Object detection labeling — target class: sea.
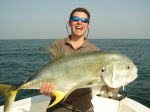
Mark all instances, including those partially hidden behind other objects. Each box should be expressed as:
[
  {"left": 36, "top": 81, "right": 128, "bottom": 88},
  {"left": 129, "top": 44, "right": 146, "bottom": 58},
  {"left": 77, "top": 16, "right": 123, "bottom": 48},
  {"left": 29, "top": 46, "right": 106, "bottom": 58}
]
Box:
[{"left": 0, "top": 39, "right": 150, "bottom": 108}]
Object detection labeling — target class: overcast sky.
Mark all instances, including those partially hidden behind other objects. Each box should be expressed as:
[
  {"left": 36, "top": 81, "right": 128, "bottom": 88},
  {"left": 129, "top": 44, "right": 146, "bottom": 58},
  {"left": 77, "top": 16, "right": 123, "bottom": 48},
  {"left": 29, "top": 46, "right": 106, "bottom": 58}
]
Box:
[{"left": 0, "top": 0, "right": 150, "bottom": 39}]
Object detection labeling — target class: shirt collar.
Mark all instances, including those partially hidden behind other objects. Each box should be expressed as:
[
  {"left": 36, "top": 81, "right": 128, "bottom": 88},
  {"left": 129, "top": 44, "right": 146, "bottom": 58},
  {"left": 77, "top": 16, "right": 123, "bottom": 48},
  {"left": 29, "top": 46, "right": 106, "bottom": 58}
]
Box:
[{"left": 65, "top": 36, "right": 88, "bottom": 48}]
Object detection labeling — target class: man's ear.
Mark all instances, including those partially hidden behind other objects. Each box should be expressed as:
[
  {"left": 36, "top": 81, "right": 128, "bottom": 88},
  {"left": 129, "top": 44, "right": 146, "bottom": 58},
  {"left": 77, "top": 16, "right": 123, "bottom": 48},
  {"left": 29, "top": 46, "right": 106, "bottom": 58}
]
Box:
[{"left": 87, "top": 24, "right": 90, "bottom": 29}]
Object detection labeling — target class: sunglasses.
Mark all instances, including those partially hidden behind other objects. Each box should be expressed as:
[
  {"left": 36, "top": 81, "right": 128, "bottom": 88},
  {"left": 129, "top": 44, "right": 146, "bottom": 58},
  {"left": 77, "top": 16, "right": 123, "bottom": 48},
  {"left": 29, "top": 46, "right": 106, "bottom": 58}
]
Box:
[{"left": 71, "top": 16, "right": 89, "bottom": 23}]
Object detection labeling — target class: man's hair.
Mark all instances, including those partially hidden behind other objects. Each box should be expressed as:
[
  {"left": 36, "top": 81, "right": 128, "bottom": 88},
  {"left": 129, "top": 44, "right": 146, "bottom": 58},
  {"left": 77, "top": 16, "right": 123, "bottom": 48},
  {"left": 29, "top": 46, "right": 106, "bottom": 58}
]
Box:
[{"left": 69, "top": 7, "right": 90, "bottom": 23}]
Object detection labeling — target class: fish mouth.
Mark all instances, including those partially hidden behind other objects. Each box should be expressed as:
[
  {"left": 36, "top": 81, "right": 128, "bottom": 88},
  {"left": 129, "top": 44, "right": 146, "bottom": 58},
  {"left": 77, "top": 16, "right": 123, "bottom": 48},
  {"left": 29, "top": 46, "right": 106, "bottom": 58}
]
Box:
[
  {"left": 106, "top": 74, "right": 137, "bottom": 89},
  {"left": 104, "top": 79, "right": 126, "bottom": 89}
]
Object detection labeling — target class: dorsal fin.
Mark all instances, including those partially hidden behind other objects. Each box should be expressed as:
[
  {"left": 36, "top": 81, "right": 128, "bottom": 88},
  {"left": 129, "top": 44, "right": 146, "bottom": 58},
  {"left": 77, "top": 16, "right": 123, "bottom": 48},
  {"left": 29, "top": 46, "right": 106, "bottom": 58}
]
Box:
[{"left": 39, "top": 46, "right": 65, "bottom": 62}]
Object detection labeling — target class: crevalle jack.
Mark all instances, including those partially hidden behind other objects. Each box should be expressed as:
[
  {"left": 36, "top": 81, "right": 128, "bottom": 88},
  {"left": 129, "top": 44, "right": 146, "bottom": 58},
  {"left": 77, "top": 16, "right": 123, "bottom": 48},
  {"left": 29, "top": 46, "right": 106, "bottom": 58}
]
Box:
[{"left": 0, "top": 48, "right": 138, "bottom": 112}]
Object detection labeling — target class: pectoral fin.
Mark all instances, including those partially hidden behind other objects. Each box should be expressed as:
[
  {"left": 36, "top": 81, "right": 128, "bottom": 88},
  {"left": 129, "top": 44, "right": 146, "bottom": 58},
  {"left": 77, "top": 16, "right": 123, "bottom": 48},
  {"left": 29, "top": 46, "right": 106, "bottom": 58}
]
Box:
[
  {"left": 47, "top": 90, "right": 66, "bottom": 108},
  {"left": 47, "top": 78, "right": 99, "bottom": 108}
]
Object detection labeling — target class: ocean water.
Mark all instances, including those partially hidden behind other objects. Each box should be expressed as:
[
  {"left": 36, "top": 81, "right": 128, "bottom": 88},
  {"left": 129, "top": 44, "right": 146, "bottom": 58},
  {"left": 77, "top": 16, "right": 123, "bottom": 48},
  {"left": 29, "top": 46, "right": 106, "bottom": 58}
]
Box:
[{"left": 0, "top": 39, "right": 150, "bottom": 108}]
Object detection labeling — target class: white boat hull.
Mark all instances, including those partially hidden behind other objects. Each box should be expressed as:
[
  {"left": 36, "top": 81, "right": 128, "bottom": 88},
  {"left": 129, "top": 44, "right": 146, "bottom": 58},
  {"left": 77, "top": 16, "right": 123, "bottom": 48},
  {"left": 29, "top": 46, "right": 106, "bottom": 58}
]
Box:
[{"left": 0, "top": 95, "right": 149, "bottom": 112}]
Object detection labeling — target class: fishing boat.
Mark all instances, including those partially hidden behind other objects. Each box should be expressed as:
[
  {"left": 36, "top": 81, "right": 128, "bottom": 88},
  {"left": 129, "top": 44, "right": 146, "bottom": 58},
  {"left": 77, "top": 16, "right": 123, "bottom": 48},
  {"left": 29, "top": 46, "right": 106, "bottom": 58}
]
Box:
[{"left": 0, "top": 95, "right": 149, "bottom": 112}]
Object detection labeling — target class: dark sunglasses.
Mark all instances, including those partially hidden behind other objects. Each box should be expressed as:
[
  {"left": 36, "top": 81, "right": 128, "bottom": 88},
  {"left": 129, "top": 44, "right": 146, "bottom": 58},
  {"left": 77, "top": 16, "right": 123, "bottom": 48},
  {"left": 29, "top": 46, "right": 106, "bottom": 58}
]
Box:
[{"left": 71, "top": 16, "right": 89, "bottom": 23}]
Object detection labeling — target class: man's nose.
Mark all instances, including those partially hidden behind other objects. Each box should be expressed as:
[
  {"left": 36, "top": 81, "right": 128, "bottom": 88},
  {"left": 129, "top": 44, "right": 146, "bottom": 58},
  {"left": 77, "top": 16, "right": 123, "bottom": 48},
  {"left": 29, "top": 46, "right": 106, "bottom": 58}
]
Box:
[{"left": 77, "top": 20, "right": 82, "bottom": 24}]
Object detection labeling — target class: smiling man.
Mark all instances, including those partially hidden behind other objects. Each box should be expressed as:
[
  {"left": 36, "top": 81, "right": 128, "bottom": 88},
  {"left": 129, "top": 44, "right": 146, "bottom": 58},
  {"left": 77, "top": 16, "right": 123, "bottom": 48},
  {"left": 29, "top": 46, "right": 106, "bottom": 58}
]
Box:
[{"left": 40, "top": 8, "right": 99, "bottom": 112}]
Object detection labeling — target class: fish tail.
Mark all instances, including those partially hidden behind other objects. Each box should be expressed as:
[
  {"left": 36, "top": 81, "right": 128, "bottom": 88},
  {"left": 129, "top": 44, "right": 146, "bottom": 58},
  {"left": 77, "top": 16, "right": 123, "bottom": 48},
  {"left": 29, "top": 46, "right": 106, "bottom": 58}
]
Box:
[
  {"left": 47, "top": 90, "right": 66, "bottom": 108},
  {"left": 0, "top": 84, "right": 18, "bottom": 112}
]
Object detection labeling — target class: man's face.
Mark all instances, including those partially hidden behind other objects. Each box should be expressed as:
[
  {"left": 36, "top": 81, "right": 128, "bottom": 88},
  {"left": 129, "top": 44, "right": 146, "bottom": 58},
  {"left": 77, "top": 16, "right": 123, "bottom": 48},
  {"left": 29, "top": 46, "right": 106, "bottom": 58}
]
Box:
[{"left": 69, "top": 11, "right": 89, "bottom": 38}]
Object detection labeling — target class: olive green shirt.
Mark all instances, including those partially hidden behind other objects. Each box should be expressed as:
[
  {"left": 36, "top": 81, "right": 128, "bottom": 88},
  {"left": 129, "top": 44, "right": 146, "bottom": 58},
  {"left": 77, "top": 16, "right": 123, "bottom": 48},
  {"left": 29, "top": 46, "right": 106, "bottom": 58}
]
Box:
[
  {"left": 50, "top": 37, "right": 99, "bottom": 111},
  {"left": 51, "top": 37, "right": 99, "bottom": 55}
]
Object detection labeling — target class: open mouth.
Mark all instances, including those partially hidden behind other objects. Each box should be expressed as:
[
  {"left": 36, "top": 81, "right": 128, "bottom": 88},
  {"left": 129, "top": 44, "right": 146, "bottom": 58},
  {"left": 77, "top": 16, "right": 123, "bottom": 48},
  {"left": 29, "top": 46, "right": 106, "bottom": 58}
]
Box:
[{"left": 75, "top": 26, "right": 83, "bottom": 31}]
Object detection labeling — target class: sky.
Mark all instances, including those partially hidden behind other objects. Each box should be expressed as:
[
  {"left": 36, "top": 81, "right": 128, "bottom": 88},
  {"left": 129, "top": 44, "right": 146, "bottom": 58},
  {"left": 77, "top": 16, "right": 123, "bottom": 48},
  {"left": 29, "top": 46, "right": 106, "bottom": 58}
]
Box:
[{"left": 0, "top": 0, "right": 150, "bottom": 39}]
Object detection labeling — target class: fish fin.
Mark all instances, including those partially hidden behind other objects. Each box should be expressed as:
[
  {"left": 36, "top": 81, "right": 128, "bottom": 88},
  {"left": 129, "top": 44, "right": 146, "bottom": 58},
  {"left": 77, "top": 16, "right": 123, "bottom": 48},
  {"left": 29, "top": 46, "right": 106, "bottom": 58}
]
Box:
[
  {"left": 0, "top": 84, "right": 18, "bottom": 112},
  {"left": 39, "top": 46, "right": 65, "bottom": 62},
  {"left": 63, "top": 78, "right": 99, "bottom": 102},
  {"left": 47, "top": 90, "right": 66, "bottom": 108}
]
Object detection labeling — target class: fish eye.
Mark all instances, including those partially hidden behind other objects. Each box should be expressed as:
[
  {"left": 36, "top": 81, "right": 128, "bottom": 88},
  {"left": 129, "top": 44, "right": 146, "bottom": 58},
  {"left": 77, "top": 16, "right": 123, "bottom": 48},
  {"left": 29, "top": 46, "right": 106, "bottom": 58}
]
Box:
[
  {"left": 126, "top": 65, "right": 130, "bottom": 70},
  {"left": 100, "top": 67, "right": 106, "bottom": 77},
  {"left": 101, "top": 68, "right": 105, "bottom": 73}
]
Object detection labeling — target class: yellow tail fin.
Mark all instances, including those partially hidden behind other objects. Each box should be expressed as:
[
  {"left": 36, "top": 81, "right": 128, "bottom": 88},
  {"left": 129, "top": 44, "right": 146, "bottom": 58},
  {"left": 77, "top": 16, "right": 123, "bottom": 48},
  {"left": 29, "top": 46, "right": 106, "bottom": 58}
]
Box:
[
  {"left": 47, "top": 90, "right": 66, "bottom": 108},
  {"left": 0, "top": 84, "right": 18, "bottom": 112}
]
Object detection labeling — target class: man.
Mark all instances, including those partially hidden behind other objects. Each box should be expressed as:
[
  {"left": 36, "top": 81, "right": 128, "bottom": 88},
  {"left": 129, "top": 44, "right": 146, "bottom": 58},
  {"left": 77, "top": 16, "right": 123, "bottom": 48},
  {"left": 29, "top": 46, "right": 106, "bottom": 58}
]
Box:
[
  {"left": 40, "top": 7, "right": 118, "bottom": 112},
  {"left": 40, "top": 7, "right": 98, "bottom": 112}
]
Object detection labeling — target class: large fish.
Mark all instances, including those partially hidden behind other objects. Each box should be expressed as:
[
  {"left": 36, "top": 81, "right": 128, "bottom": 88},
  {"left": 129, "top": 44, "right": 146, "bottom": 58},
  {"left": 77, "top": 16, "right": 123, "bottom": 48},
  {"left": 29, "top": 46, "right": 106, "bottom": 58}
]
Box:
[{"left": 0, "top": 48, "right": 137, "bottom": 112}]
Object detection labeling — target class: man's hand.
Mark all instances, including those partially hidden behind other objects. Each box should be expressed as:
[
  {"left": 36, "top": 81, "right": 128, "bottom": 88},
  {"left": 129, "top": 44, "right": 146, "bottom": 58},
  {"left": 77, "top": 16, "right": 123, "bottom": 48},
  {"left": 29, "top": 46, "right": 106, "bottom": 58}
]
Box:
[
  {"left": 107, "top": 86, "right": 119, "bottom": 94},
  {"left": 40, "top": 83, "right": 55, "bottom": 97}
]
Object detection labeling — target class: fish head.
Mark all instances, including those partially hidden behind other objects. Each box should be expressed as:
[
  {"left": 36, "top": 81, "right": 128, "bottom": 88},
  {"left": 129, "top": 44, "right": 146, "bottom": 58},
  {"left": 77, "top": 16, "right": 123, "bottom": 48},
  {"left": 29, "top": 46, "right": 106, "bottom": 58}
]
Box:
[{"left": 101, "top": 60, "right": 138, "bottom": 88}]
